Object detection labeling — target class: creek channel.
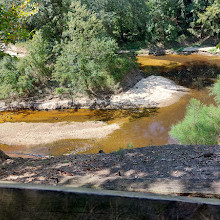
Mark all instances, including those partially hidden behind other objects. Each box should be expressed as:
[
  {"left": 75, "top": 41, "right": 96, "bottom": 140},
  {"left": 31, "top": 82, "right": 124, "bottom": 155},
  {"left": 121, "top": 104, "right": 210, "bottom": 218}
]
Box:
[{"left": 0, "top": 54, "right": 219, "bottom": 158}]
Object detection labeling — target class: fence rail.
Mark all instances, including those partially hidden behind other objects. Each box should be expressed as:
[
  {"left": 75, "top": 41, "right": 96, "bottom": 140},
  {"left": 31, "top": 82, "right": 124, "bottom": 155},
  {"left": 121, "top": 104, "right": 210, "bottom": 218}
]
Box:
[{"left": 0, "top": 182, "right": 220, "bottom": 220}]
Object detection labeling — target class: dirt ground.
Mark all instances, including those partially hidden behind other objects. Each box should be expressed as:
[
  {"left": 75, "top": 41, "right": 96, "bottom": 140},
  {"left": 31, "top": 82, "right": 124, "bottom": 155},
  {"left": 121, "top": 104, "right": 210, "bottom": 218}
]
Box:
[{"left": 0, "top": 144, "right": 219, "bottom": 198}]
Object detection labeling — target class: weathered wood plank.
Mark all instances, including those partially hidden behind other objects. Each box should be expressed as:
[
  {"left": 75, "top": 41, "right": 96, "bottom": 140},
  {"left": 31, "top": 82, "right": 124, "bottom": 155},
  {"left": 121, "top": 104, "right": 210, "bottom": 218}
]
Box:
[{"left": 0, "top": 182, "right": 220, "bottom": 220}]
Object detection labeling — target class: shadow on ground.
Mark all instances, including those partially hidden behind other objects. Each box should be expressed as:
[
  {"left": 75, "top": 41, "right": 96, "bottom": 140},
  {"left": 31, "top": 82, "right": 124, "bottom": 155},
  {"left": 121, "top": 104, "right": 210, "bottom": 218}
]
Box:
[{"left": 0, "top": 145, "right": 219, "bottom": 198}]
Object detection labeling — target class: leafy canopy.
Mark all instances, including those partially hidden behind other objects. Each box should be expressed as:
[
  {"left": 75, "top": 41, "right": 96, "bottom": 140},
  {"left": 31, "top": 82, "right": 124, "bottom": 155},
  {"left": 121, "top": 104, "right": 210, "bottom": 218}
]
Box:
[
  {"left": 0, "top": 0, "right": 38, "bottom": 44},
  {"left": 197, "top": 0, "right": 220, "bottom": 37},
  {"left": 54, "top": 1, "right": 130, "bottom": 95}
]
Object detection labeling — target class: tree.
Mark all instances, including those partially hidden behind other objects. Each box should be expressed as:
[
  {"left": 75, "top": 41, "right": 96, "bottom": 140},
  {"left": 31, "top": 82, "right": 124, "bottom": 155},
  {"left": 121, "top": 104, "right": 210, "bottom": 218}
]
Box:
[
  {"left": 170, "top": 77, "right": 220, "bottom": 145},
  {"left": 81, "top": 0, "right": 149, "bottom": 43},
  {"left": 18, "top": 30, "right": 52, "bottom": 82},
  {"left": 0, "top": 30, "right": 52, "bottom": 99},
  {"left": 54, "top": 1, "right": 131, "bottom": 95},
  {"left": 0, "top": 0, "right": 38, "bottom": 44},
  {"left": 197, "top": 0, "right": 220, "bottom": 38},
  {"left": 26, "top": 0, "right": 70, "bottom": 45},
  {"left": 146, "top": 0, "right": 180, "bottom": 44},
  {"left": 0, "top": 55, "right": 20, "bottom": 98}
]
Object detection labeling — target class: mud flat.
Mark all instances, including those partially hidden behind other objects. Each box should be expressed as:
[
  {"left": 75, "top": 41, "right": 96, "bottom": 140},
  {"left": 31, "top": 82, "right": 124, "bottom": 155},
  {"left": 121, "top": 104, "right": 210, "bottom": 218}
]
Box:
[{"left": 0, "top": 121, "right": 120, "bottom": 146}]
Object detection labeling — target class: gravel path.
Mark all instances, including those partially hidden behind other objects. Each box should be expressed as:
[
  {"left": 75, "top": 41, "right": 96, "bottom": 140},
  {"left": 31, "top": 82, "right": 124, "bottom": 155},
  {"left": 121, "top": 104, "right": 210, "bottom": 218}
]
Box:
[{"left": 1, "top": 145, "right": 219, "bottom": 198}]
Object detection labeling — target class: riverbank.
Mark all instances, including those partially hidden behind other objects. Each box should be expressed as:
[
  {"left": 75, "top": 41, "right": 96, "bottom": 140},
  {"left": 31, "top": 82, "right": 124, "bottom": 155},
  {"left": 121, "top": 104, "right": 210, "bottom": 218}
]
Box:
[
  {"left": 1, "top": 47, "right": 219, "bottom": 112},
  {"left": 3, "top": 43, "right": 220, "bottom": 58},
  {"left": 0, "top": 75, "right": 189, "bottom": 111},
  {"left": 122, "top": 45, "right": 220, "bottom": 57},
  {"left": 1, "top": 144, "right": 219, "bottom": 198}
]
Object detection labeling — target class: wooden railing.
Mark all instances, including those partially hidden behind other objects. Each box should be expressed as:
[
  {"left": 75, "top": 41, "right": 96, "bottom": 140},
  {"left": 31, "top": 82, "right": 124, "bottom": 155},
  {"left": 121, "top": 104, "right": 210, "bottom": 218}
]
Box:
[{"left": 0, "top": 182, "right": 220, "bottom": 220}]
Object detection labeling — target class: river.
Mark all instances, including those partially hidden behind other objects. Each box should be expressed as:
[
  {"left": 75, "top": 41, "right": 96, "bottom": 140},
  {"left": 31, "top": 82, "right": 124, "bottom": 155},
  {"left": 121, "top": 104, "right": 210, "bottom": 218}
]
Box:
[{"left": 0, "top": 54, "right": 219, "bottom": 157}]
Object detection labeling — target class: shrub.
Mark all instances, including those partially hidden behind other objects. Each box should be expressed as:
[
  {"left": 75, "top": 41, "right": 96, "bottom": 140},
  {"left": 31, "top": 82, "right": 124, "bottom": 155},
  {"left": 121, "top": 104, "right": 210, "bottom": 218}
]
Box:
[
  {"left": 169, "top": 96, "right": 220, "bottom": 145},
  {"left": 16, "top": 31, "right": 52, "bottom": 96},
  {"left": 0, "top": 54, "right": 38, "bottom": 98},
  {"left": 0, "top": 55, "right": 20, "bottom": 98},
  {"left": 20, "top": 31, "right": 52, "bottom": 82},
  {"left": 0, "top": 31, "right": 53, "bottom": 99},
  {"left": 211, "top": 76, "right": 220, "bottom": 104},
  {"left": 53, "top": 1, "right": 132, "bottom": 96}
]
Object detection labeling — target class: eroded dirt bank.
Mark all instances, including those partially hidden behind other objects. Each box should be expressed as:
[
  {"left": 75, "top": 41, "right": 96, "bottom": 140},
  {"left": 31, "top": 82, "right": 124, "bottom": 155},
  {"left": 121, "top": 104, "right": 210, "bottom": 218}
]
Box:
[{"left": 1, "top": 145, "right": 219, "bottom": 197}]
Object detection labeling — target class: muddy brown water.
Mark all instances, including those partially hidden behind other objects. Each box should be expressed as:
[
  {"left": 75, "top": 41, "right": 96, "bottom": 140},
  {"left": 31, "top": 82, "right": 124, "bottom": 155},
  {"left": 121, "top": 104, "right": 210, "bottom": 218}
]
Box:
[{"left": 0, "top": 55, "right": 219, "bottom": 158}]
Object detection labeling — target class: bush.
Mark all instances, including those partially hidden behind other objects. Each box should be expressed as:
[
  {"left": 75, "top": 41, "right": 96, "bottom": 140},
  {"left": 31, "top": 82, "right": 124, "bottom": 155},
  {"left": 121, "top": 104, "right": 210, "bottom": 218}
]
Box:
[
  {"left": 0, "top": 54, "right": 38, "bottom": 98},
  {"left": 169, "top": 82, "right": 220, "bottom": 145},
  {"left": 16, "top": 31, "right": 52, "bottom": 96},
  {"left": 20, "top": 31, "right": 52, "bottom": 81},
  {"left": 211, "top": 76, "right": 220, "bottom": 104},
  {"left": 53, "top": 1, "right": 132, "bottom": 96},
  {"left": 0, "top": 31, "right": 53, "bottom": 99},
  {"left": 0, "top": 55, "right": 20, "bottom": 98}
]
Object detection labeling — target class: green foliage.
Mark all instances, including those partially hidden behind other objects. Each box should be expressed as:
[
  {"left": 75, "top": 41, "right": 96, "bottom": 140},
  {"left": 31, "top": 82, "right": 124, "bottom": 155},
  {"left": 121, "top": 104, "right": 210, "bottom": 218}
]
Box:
[
  {"left": 145, "top": 0, "right": 179, "bottom": 44},
  {"left": 21, "top": 31, "right": 52, "bottom": 80},
  {"left": 0, "top": 55, "right": 19, "bottom": 98},
  {"left": 0, "top": 4, "right": 27, "bottom": 43},
  {"left": 113, "top": 143, "right": 134, "bottom": 155},
  {"left": 197, "top": 0, "right": 220, "bottom": 37},
  {"left": 170, "top": 95, "right": 220, "bottom": 145},
  {"left": 1, "top": 0, "right": 219, "bottom": 100},
  {"left": 0, "top": 31, "right": 53, "bottom": 98},
  {"left": 0, "top": 55, "right": 37, "bottom": 98},
  {"left": 170, "top": 64, "right": 220, "bottom": 147},
  {"left": 54, "top": 1, "right": 131, "bottom": 95},
  {"left": 0, "top": 0, "right": 38, "bottom": 44},
  {"left": 114, "top": 147, "right": 125, "bottom": 156},
  {"left": 211, "top": 76, "right": 220, "bottom": 104},
  {"left": 127, "top": 143, "right": 134, "bottom": 149},
  {"left": 14, "top": 31, "right": 52, "bottom": 95},
  {"left": 80, "top": 0, "right": 218, "bottom": 45},
  {"left": 4, "top": 0, "right": 217, "bottom": 48},
  {"left": 0, "top": 51, "right": 5, "bottom": 59},
  {"left": 2, "top": 0, "right": 218, "bottom": 47},
  {"left": 26, "top": 0, "right": 70, "bottom": 47},
  {"left": 81, "top": 0, "right": 148, "bottom": 43},
  {"left": 81, "top": 0, "right": 218, "bottom": 45}
]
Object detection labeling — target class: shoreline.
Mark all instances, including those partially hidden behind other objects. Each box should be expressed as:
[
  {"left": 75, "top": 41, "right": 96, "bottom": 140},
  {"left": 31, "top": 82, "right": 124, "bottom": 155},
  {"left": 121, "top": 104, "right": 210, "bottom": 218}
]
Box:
[
  {"left": 1, "top": 48, "right": 218, "bottom": 112},
  {"left": 3, "top": 43, "right": 220, "bottom": 58},
  {"left": 122, "top": 46, "right": 220, "bottom": 57},
  {"left": 0, "top": 75, "right": 189, "bottom": 112}
]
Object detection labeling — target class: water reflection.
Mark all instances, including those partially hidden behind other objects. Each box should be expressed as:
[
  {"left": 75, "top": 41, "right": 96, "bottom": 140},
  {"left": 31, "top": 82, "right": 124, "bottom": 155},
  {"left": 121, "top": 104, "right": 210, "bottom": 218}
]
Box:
[
  {"left": 0, "top": 88, "right": 214, "bottom": 157},
  {"left": 0, "top": 54, "right": 218, "bottom": 157},
  {"left": 85, "top": 88, "right": 215, "bottom": 154},
  {"left": 137, "top": 55, "right": 220, "bottom": 89}
]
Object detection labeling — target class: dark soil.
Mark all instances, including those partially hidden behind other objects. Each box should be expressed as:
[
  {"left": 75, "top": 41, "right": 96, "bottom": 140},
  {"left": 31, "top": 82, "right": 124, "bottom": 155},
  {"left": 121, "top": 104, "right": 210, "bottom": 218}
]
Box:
[
  {"left": 0, "top": 145, "right": 219, "bottom": 198},
  {"left": 0, "top": 149, "right": 10, "bottom": 162}
]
